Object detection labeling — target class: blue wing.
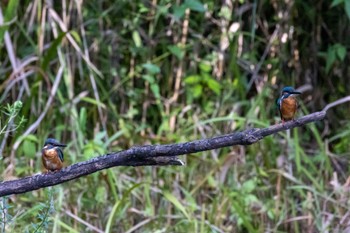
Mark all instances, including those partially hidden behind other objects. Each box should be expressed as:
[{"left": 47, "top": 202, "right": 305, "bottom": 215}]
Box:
[
  {"left": 56, "top": 147, "right": 64, "bottom": 162},
  {"left": 276, "top": 97, "right": 283, "bottom": 119}
]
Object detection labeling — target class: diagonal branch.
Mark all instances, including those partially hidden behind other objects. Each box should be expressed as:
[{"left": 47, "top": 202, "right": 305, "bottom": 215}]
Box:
[{"left": 0, "top": 111, "right": 326, "bottom": 197}]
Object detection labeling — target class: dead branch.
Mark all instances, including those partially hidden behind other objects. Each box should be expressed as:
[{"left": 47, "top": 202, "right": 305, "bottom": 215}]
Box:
[{"left": 0, "top": 111, "right": 326, "bottom": 197}]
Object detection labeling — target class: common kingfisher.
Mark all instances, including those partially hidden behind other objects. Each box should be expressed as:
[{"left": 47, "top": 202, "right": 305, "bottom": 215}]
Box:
[
  {"left": 42, "top": 138, "right": 67, "bottom": 173},
  {"left": 277, "top": 86, "right": 301, "bottom": 123}
]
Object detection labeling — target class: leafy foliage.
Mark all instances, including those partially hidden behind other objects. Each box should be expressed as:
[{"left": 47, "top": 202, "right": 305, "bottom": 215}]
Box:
[{"left": 0, "top": 0, "right": 350, "bottom": 232}]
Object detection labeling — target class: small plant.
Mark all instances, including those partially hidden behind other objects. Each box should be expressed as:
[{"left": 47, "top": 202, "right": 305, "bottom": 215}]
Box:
[
  {"left": 26, "top": 189, "right": 55, "bottom": 233},
  {"left": 0, "top": 100, "right": 25, "bottom": 136},
  {"left": 0, "top": 197, "right": 13, "bottom": 233},
  {"left": 0, "top": 100, "right": 26, "bottom": 159}
]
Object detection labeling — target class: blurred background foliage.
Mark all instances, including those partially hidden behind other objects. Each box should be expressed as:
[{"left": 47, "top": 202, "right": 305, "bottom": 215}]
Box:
[{"left": 0, "top": 0, "right": 350, "bottom": 232}]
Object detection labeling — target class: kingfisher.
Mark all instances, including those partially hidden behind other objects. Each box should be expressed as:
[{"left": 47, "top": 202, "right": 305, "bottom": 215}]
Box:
[
  {"left": 42, "top": 138, "right": 67, "bottom": 173},
  {"left": 277, "top": 86, "right": 301, "bottom": 123}
]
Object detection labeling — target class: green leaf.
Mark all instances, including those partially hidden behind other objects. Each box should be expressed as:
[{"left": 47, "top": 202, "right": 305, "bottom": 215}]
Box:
[
  {"left": 25, "top": 134, "right": 38, "bottom": 142},
  {"left": 132, "top": 30, "right": 142, "bottom": 47},
  {"left": 199, "top": 61, "right": 212, "bottom": 73},
  {"left": 184, "top": 75, "right": 201, "bottom": 84},
  {"left": 0, "top": 0, "right": 19, "bottom": 45},
  {"left": 167, "top": 45, "right": 185, "bottom": 59},
  {"left": 13, "top": 100, "right": 22, "bottom": 111},
  {"left": 192, "top": 84, "right": 203, "bottom": 98},
  {"left": 138, "top": 3, "right": 149, "bottom": 13},
  {"left": 79, "top": 107, "right": 87, "bottom": 133},
  {"left": 207, "top": 175, "right": 217, "bottom": 187},
  {"left": 331, "top": 0, "right": 344, "bottom": 7},
  {"left": 173, "top": 5, "right": 187, "bottom": 19},
  {"left": 218, "top": 5, "right": 232, "bottom": 20},
  {"left": 163, "top": 191, "right": 191, "bottom": 220},
  {"left": 345, "top": 0, "right": 350, "bottom": 20},
  {"left": 267, "top": 210, "right": 275, "bottom": 220},
  {"left": 206, "top": 78, "right": 221, "bottom": 95},
  {"left": 325, "top": 47, "right": 336, "bottom": 74},
  {"left": 142, "top": 63, "right": 160, "bottom": 74},
  {"left": 4, "top": 0, "right": 19, "bottom": 20},
  {"left": 242, "top": 179, "right": 257, "bottom": 193},
  {"left": 158, "top": 5, "right": 169, "bottom": 15},
  {"left": 83, "top": 146, "right": 94, "bottom": 159},
  {"left": 244, "top": 194, "right": 259, "bottom": 204},
  {"left": 42, "top": 32, "right": 67, "bottom": 70},
  {"left": 81, "top": 97, "right": 106, "bottom": 108},
  {"left": 150, "top": 83, "right": 161, "bottom": 99},
  {"left": 70, "top": 30, "right": 82, "bottom": 45},
  {"left": 184, "top": 0, "right": 206, "bottom": 12},
  {"left": 335, "top": 44, "right": 346, "bottom": 60},
  {"left": 142, "top": 74, "right": 155, "bottom": 84}
]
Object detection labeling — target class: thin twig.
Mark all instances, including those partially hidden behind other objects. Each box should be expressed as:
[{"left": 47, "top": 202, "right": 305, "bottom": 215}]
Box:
[
  {"left": 0, "top": 111, "right": 326, "bottom": 197},
  {"left": 322, "top": 96, "right": 350, "bottom": 112},
  {"left": 65, "top": 210, "right": 104, "bottom": 233}
]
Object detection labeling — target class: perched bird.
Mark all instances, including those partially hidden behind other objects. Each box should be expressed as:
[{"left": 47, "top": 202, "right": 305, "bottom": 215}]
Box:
[
  {"left": 42, "top": 138, "right": 67, "bottom": 173},
  {"left": 277, "top": 86, "right": 301, "bottom": 123}
]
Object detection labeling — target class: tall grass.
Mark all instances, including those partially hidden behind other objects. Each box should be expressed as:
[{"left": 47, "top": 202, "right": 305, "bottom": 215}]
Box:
[{"left": 1, "top": 0, "right": 350, "bottom": 232}]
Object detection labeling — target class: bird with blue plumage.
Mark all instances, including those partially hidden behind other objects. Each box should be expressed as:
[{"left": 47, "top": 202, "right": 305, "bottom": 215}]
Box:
[
  {"left": 41, "top": 138, "right": 67, "bottom": 173},
  {"left": 277, "top": 86, "right": 301, "bottom": 123}
]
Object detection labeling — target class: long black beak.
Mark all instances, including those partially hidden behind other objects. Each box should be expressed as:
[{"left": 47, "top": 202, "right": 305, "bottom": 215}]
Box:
[
  {"left": 291, "top": 91, "right": 301, "bottom": 95},
  {"left": 54, "top": 143, "right": 67, "bottom": 147}
]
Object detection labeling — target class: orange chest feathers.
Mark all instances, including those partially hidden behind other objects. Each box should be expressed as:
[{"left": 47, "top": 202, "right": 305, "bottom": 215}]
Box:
[
  {"left": 280, "top": 96, "right": 298, "bottom": 121},
  {"left": 42, "top": 148, "right": 63, "bottom": 172}
]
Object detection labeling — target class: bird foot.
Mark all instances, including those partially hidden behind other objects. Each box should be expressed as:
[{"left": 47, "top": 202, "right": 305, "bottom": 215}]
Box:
[{"left": 43, "top": 169, "right": 60, "bottom": 174}]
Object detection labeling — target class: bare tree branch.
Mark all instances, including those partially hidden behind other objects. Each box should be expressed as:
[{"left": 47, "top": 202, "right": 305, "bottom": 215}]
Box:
[
  {"left": 0, "top": 111, "right": 326, "bottom": 197},
  {"left": 322, "top": 96, "right": 350, "bottom": 112}
]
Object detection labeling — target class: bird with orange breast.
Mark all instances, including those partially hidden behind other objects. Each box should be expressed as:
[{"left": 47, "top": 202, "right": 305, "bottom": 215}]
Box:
[
  {"left": 42, "top": 138, "right": 67, "bottom": 173},
  {"left": 277, "top": 86, "right": 301, "bottom": 123}
]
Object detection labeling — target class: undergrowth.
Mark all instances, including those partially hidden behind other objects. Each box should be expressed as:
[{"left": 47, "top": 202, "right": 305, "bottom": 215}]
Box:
[{"left": 1, "top": 0, "right": 350, "bottom": 232}]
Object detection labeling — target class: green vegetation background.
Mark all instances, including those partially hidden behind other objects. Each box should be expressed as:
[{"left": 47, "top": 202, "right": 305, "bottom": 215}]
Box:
[{"left": 1, "top": 0, "right": 350, "bottom": 232}]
